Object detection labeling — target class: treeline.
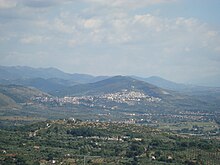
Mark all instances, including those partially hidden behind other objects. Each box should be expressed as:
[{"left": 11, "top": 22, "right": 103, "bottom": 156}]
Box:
[{"left": 67, "top": 127, "right": 107, "bottom": 137}]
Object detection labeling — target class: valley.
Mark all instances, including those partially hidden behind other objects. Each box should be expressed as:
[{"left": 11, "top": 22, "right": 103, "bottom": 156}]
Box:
[
  {"left": 1, "top": 0, "right": 220, "bottom": 163},
  {"left": 0, "top": 66, "right": 220, "bottom": 164},
  {"left": 1, "top": 119, "right": 220, "bottom": 165}
]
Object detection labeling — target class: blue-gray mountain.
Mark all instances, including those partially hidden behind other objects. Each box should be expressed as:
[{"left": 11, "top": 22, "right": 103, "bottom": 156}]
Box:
[
  {"left": 0, "top": 66, "right": 108, "bottom": 84},
  {"left": 0, "top": 65, "right": 219, "bottom": 111},
  {"left": 1, "top": 66, "right": 219, "bottom": 94},
  {"left": 0, "top": 70, "right": 219, "bottom": 122},
  {"left": 53, "top": 75, "right": 173, "bottom": 98}
]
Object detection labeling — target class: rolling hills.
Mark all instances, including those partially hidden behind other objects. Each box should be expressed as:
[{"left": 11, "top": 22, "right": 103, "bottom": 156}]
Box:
[
  {"left": 0, "top": 84, "right": 49, "bottom": 109},
  {"left": 1, "top": 65, "right": 219, "bottom": 95},
  {"left": 0, "top": 66, "right": 108, "bottom": 84},
  {"left": 0, "top": 65, "right": 219, "bottom": 125},
  {"left": 0, "top": 78, "right": 78, "bottom": 93}
]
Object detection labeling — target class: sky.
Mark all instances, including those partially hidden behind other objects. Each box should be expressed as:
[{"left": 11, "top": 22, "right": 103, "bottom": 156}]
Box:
[{"left": 0, "top": 0, "right": 220, "bottom": 86}]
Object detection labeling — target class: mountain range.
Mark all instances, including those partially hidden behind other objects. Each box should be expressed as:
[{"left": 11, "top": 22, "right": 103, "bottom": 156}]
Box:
[
  {"left": 0, "top": 65, "right": 219, "bottom": 123},
  {"left": 1, "top": 65, "right": 219, "bottom": 94},
  {"left": 0, "top": 66, "right": 108, "bottom": 84}
]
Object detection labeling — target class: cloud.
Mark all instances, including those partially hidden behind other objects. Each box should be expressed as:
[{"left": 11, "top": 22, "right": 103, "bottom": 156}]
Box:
[
  {"left": 0, "top": 0, "right": 72, "bottom": 9},
  {"left": 35, "top": 7, "right": 219, "bottom": 51},
  {"left": 68, "top": 39, "right": 78, "bottom": 47},
  {"left": 2, "top": 1, "right": 219, "bottom": 49},
  {"left": 0, "top": 0, "right": 16, "bottom": 9},
  {"left": 206, "top": 30, "right": 218, "bottom": 38},
  {"left": 83, "top": 18, "right": 102, "bottom": 29},
  {"left": 22, "top": 0, "right": 59, "bottom": 8},
  {"left": 84, "top": 0, "right": 176, "bottom": 9},
  {"left": 1, "top": 51, "right": 54, "bottom": 68},
  {"left": 0, "top": 0, "right": 59, "bottom": 9},
  {"left": 0, "top": 0, "right": 220, "bottom": 84},
  {"left": 133, "top": 14, "right": 164, "bottom": 32},
  {"left": 53, "top": 18, "right": 75, "bottom": 34},
  {"left": 20, "top": 35, "right": 50, "bottom": 44},
  {"left": 215, "top": 46, "right": 220, "bottom": 53}
]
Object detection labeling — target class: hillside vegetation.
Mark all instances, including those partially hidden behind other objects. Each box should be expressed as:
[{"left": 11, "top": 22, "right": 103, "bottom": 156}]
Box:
[
  {"left": 0, "top": 120, "right": 220, "bottom": 165},
  {"left": 0, "top": 85, "right": 49, "bottom": 103},
  {"left": 0, "top": 93, "right": 19, "bottom": 108}
]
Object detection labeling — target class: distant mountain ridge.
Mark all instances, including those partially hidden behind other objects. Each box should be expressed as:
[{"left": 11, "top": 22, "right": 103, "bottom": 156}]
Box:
[
  {"left": 0, "top": 68, "right": 219, "bottom": 121},
  {"left": 132, "top": 76, "right": 189, "bottom": 91},
  {"left": 0, "top": 66, "right": 108, "bottom": 84},
  {"left": 0, "top": 78, "right": 78, "bottom": 93},
  {"left": 0, "top": 65, "right": 219, "bottom": 95},
  {"left": 132, "top": 76, "right": 220, "bottom": 94}
]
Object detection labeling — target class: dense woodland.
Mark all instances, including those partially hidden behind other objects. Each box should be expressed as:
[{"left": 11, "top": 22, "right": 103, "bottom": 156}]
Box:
[{"left": 0, "top": 119, "right": 220, "bottom": 165}]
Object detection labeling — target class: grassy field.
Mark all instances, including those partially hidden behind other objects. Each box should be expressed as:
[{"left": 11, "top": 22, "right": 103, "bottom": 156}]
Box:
[
  {"left": 157, "top": 121, "right": 219, "bottom": 132},
  {"left": 0, "top": 116, "right": 46, "bottom": 121}
]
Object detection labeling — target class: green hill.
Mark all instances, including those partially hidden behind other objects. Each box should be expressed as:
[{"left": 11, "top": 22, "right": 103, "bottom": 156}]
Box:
[
  {"left": 0, "top": 93, "right": 19, "bottom": 108},
  {"left": 0, "top": 84, "right": 49, "bottom": 104},
  {"left": 0, "top": 84, "right": 43, "bottom": 108},
  {"left": 54, "top": 76, "right": 173, "bottom": 98}
]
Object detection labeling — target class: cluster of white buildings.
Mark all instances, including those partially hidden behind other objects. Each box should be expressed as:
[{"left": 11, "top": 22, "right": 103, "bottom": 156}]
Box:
[
  {"left": 100, "top": 90, "right": 161, "bottom": 104},
  {"left": 32, "top": 90, "right": 161, "bottom": 107}
]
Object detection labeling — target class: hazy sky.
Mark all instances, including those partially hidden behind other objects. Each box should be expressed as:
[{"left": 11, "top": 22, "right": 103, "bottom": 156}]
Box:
[{"left": 0, "top": 0, "right": 220, "bottom": 86}]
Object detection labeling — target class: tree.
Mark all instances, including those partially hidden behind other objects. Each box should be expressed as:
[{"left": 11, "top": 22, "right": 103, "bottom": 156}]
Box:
[{"left": 15, "top": 156, "right": 27, "bottom": 165}]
